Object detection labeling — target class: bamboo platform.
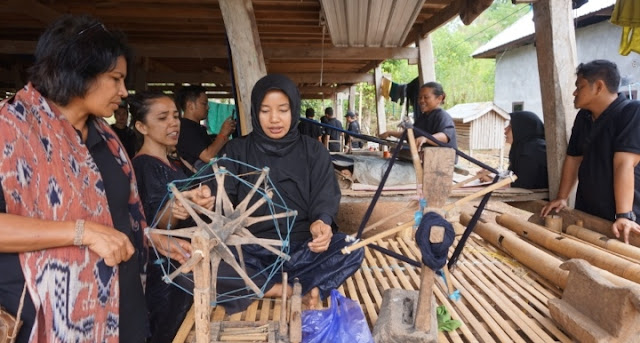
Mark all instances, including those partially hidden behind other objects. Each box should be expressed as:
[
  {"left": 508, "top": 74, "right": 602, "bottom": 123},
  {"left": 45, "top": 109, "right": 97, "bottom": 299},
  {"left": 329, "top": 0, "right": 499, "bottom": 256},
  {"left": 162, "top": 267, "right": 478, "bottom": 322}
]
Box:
[{"left": 177, "top": 232, "right": 571, "bottom": 343}]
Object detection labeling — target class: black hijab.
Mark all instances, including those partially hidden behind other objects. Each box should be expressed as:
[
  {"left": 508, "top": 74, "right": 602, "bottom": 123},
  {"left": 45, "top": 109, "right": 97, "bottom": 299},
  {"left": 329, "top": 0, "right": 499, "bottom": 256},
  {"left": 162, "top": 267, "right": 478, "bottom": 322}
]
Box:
[
  {"left": 221, "top": 74, "right": 341, "bottom": 241},
  {"left": 250, "top": 74, "right": 301, "bottom": 156},
  {"left": 508, "top": 111, "right": 548, "bottom": 189}
]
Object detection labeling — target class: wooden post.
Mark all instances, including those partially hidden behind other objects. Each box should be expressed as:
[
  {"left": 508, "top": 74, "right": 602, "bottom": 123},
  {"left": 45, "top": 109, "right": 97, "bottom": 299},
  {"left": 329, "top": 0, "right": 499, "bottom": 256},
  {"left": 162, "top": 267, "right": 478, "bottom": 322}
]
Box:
[
  {"left": 417, "top": 34, "right": 436, "bottom": 85},
  {"left": 279, "top": 272, "right": 288, "bottom": 338},
  {"left": 289, "top": 280, "right": 302, "bottom": 343},
  {"left": 374, "top": 65, "right": 386, "bottom": 136},
  {"left": 192, "top": 231, "right": 211, "bottom": 343},
  {"left": 348, "top": 85, "right": 356, "bottom": 112},
  {"left": 533, "top": 0, "right": 578, "bottom": 201},
  {"left": 414, "top": 225, "right": 445, "bottom": 332},
  {"left": 219, "top": 0, "right": 267, "bottom": 136},
  {"left": 422, "top": 147, "right": 456, "bottom": 208}
]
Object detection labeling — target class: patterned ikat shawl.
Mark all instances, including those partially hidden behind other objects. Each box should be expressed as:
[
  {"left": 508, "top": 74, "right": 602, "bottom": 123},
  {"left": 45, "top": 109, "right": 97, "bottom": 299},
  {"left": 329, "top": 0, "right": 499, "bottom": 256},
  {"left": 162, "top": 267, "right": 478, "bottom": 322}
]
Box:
[{"left": 0, "top": 83, "right": 147, "bottom": 342}]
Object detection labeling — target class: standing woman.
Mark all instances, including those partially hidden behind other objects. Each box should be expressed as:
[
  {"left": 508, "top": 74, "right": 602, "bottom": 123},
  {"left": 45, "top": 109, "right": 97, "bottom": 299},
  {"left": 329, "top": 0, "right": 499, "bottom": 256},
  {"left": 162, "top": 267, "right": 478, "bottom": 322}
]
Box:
[
  {"left": 0, "top": 15, "right": 182, "bottom": 343},
  {"left": 380, "top": 82, "right": 458, "bottom": 151},
  {"left": 129, "top": 91, "right": 214, "bottom": 343},
  {"left": 218, "top": 74, "right": 364, "bottom": 313}
]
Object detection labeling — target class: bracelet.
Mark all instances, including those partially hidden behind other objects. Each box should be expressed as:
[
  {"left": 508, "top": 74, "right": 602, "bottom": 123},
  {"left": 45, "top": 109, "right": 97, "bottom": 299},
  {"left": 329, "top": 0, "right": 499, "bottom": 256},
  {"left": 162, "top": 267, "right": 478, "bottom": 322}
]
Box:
[{"left": 74, "top": 219, "right": 85, "bottom": 246}]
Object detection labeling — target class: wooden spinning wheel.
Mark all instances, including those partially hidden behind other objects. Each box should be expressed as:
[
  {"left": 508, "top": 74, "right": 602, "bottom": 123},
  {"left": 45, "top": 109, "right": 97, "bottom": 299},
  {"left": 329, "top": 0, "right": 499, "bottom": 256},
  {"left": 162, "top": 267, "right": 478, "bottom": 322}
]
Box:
[{"left": 147, "top": 164, "right": 298, "bottom": 343}]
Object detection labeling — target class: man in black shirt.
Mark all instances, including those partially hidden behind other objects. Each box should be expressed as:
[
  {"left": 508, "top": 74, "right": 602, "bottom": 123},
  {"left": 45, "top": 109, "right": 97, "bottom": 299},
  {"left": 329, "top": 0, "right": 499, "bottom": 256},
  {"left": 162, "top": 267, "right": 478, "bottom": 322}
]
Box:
[
  {"left": 175, "top": 85, "right": 236, "bottom": 166},
  {"left": 322, "top": 107, "right": 343, "bottom": 152},
  {"left": 298, "top": 107, "right": 322, "bottom": 141},
  {"left": 344, "top": 111, "right": 362, "bottom": 152},
  {"left": 542, "top": 60, "right": 640, "bottom": 244}
]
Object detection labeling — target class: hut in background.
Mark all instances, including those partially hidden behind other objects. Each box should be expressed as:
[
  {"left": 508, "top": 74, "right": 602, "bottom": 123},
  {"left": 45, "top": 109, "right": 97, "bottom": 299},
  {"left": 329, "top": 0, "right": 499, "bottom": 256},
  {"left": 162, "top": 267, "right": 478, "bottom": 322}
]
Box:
[{"left": 448, "top": 102, "right": 509, "bottom": 169}]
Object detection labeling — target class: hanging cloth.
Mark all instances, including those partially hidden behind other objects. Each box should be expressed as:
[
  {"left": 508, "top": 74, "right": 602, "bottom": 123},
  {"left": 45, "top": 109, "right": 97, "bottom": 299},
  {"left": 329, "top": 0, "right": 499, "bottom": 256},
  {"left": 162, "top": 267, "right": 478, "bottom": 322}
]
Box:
[
  {"left": 381, "top": 76, "right": 392, "bottom": 100},
  {"left": 611, "top": 0, "right": 640, "bottom": 56}
]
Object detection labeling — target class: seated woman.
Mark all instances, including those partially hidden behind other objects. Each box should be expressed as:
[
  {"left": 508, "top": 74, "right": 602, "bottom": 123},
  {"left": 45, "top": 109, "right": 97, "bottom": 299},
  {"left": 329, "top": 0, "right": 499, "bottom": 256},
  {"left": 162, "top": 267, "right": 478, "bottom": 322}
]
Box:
[
  {"left": 217, "top": 74, "right": 364, "bottom": 313},
  {"left": 380, "top": 81, "right": 458, "bottom": 151},
  {"left": 129, "top": 91, "right": 214, "bottom": 343},
  {"left": 478, "top": 111, "right": 548, "bottom": 189}
]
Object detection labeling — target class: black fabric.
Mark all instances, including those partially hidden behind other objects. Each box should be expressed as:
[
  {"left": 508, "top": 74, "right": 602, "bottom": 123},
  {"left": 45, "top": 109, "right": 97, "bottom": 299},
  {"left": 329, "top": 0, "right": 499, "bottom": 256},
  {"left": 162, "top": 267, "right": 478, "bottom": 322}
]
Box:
[
  {"left": 345, "top": 120, "right": 362, "bottom": 148},
  {"left": 0, "top": 118, "right": 148, "bottom": 343},
  {"left": 415, "top": 212, "right": 455, "bottom": 270},
  {"left": 111, "top": 124, "right": 137, "bottom": 158},
  {"left": 325, "top": 118, "right": 343, "bottom": 152},
  {"left": 218, "top": 74, "right": 363, "bottom": 313},
  {"left": 217, "top": 233, "right": 364, "bottom": 314},
  {"left": 567, "top": 95, "right": 640, "bottom": 222},
  {"left": 508, "top": 111, "right": 549, "bottom": 189},
  {"left": 299, "top": 118, "right": 323, "bottom": 140},
  {"left": 406, "top": 77, "right": 420, "bottom": 117},
  {"left": 176, "top": 117, "right": 213, "bottom": 165},
  {"left": 132, "top": 154, "right": 194, "bottom": 343}
]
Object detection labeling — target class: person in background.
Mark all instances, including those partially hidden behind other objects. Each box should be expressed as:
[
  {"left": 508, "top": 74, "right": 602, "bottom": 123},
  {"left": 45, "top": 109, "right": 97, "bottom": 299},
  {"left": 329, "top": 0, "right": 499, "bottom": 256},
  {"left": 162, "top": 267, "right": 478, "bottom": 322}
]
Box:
[
  {"left": 175, "top": 85, "right": 236, "bottom": 167},
  {"left": 344, "top": 111, "right": 362, "bottom": 152},
  {"left": 0, "top": 15, "right": 183, "bottom": 343},
  {"left": 111, "top": 102, "right": 137, "bottom": 158},
  {"left": 298, "top": 107, "right": 322, "bottom": 141},
  {"left": 478, "top": 111, "right": 548, "bottom": 189},
  {"left": 380, "top": 82, "right": 457, "bottom": 153},
  {"left": 323, "top": 107, "right": 343, "bottom": 152},
  {"left": 541, "top": 59, "right": 640, "bottom": 244},
  {"left": 129, "top": 91, "right": 214, "bottom": 343},
  {"left": 217, "top": 74, "right": 364, "bottom": 313}
]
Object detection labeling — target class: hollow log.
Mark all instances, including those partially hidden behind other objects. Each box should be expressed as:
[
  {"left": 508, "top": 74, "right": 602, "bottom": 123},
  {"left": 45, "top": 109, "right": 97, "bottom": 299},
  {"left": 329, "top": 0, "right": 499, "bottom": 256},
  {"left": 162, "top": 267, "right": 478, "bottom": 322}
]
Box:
[
  {"left": 459, "top": 213, "right": 568, "bottom": 289},
  {"left": 512, "top": 200, "right": 640, "bottom": 247},
  {"left": 497, "top": 214, "right": 640, "bottom": 285},
  {"left": 566, "top": 225, "right": 640, "bottom": 262}
]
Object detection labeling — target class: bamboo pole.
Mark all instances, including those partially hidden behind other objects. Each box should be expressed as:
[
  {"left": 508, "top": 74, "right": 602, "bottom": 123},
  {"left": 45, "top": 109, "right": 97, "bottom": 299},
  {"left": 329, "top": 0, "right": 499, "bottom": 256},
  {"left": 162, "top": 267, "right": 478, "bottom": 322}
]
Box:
[
  {"left": 566, "top": 224, "right": 640, "bottom": 262},
  {"left": 289, "top": 280, "right": 302, "bottom": 343},
  {"left": 459, "top": 212, "right": 568, "bottom": 289},
  {"left": 497, "top": 214, "right": 640, "bottom": 284},
  {"left": 443, "top": 175, "right": 516, "bottom": 212},
  {"left": 192, "top": 231, "right": 211, "bottom": 343},
  {"left": 341, "top": 221, "right": 414, "bottom": 254}
]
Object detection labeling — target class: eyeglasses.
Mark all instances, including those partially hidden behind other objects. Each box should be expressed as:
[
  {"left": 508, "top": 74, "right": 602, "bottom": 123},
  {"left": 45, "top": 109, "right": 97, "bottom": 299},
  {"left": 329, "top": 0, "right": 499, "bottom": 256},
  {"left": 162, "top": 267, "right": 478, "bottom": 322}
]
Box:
[{"left": 77, "top": 22, "right": 107, "bottom": 36}]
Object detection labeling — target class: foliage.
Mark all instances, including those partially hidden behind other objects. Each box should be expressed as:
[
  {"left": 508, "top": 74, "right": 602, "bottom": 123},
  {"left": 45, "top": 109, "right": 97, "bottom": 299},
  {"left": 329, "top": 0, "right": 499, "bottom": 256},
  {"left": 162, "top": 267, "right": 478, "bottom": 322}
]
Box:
[{"left": 350, "top": 0, "right": 530, "bottom": 132}]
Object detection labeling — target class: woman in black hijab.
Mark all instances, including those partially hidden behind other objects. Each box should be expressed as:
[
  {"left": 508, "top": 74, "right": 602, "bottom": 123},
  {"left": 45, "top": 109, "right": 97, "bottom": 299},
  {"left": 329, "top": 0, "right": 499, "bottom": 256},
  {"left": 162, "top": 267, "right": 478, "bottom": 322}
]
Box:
[
  {"left": 506, "top": 111, "right": 548, "bottom": 189},
  {"left": 217, "top": 74, "right": 364, "bottom": 312}
]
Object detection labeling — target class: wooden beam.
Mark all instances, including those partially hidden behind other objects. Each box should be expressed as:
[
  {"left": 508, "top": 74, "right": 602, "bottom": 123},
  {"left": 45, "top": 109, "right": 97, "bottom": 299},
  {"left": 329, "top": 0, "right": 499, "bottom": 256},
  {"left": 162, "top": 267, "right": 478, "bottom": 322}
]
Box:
[
  {"left": 417, "top": 33, "right": 436, "bottom": 85},
  {"left": 374, "top": 65, "right": 386, "bottom": 135},
  {"left": 219, "top": 0, "right": 267, "bottom": 135},
  {"left": 6, "top": 0, "right": 61, "bottom": 24},
  {"left": 348, "top": 85, "right": 356, "bottom": 112},
  {"left": 145, "top": 71, "right": 373, "bottom": 85},
  {"left": 0, "top": 40, "right": 417, "bottom": 61},
  {"left": 533, "top": 0, "right": 578, "bottom": 201}
]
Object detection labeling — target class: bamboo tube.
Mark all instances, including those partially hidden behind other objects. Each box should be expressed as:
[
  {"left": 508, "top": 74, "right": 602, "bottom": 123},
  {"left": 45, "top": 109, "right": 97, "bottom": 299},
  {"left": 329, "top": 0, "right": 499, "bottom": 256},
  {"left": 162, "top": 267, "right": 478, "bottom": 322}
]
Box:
[
  {"left": 515, "top": 200, "right": 640, "bottom": 247},
  {"left": 566, "top": 224, "right": 640, "bottom": 262},
  {"left": 497, "top": 214, "right": 640, "bottom": 284},
  {"left": 544, "top": 215, "right": 563, "bottom": 233},
  {"left": 279, "top": 272, "right": 288, "bottom": 338},
  {"left": 459, "top": 213, "right": 568, "bottom": 289}
]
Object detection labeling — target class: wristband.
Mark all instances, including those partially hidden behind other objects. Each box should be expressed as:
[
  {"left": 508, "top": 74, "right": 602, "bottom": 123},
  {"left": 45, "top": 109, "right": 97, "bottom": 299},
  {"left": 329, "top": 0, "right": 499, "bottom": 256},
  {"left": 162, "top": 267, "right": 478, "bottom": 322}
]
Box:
[{"left": 74, "top": 219, "right": 85, "bottom": 246}]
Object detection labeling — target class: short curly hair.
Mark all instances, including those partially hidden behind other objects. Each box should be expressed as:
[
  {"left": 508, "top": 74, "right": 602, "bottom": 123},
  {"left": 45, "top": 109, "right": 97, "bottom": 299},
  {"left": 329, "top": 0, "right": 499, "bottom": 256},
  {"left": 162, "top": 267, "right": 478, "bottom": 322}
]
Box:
[{"left": 28, "top": 15, "right": 132, "bottom": 106}]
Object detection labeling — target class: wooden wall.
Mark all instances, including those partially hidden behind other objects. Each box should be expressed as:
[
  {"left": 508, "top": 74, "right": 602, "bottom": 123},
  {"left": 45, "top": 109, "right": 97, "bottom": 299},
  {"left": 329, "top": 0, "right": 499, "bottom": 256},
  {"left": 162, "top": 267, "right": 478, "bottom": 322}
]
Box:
[{"left": 455, "top": 110, "right": 506, "bottom": 151}]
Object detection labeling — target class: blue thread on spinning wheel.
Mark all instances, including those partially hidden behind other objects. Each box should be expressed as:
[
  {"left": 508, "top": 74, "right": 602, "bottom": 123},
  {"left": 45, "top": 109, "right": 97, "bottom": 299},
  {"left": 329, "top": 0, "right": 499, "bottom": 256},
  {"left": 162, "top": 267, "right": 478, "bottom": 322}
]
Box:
[{"left": 144, "top": 156, "right": 296, "bottom": 305}]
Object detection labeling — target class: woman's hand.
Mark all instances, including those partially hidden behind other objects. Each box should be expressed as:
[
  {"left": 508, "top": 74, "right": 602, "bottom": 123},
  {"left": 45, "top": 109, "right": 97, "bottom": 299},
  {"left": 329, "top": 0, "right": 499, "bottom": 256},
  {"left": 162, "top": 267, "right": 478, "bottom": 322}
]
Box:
[
  {"left": 171, "top": 185, "right": 215, "bottom": 220},
  {"left": 149, "top": 233, "right": 192, "bottom": 265},
  {"left": 83, "top": 221, "right": 135, "bottom": 267},
  {"left": 476, "top": 169, "right": 493, "bottom": 183},
  {"left": 308, "top": 220, "right": 332, "bottom": 253},
  {"left": 379, "top": 131, "right": 391, "bottom": 140}
]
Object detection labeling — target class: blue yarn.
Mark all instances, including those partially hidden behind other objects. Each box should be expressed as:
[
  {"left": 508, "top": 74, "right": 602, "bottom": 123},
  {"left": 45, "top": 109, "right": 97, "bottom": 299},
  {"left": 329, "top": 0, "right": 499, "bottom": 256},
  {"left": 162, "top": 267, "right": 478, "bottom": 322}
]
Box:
[{"left": 415, "top": 212, "right": 455, "bottom": 270}]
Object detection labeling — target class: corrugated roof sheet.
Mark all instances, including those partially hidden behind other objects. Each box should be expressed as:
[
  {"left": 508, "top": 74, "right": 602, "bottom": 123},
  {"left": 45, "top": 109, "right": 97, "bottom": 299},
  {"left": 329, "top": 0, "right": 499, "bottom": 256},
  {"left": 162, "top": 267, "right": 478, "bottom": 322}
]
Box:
[
  {"left": 472, "top": 0, "right": 616, "bottom": 58},
  {"left": 448, "top": 102, "right": 509, "bottom": 123}
]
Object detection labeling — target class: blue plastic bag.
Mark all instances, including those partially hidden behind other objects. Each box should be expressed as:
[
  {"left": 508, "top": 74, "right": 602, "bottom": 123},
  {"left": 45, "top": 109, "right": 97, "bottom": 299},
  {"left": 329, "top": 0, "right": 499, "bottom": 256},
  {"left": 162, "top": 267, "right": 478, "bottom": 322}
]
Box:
[{"left": 301, "top": 289, "right": 374, "bottom": 343}]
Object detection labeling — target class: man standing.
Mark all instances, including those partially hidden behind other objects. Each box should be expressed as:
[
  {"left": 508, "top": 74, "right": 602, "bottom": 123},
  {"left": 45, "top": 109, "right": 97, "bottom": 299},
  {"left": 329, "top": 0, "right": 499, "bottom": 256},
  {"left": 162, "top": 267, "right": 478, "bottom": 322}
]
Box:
[
  {"left": 299, "top": 107, "right": 322, "bottom": 141},
  {"left": 322, "top": 107, "right": 343, "bottom": 152},
  {"left": 541, "top": 60, "right": 640, "bottom": 244},
  {"left": 344, "top": 111, "right": 362, "bottom": 152},
  {"left": 111, "top": 103, "right": 137, "bottom": 158},
  {"left": 175, "top": 85, "right": 236, "bottom": 166}
]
